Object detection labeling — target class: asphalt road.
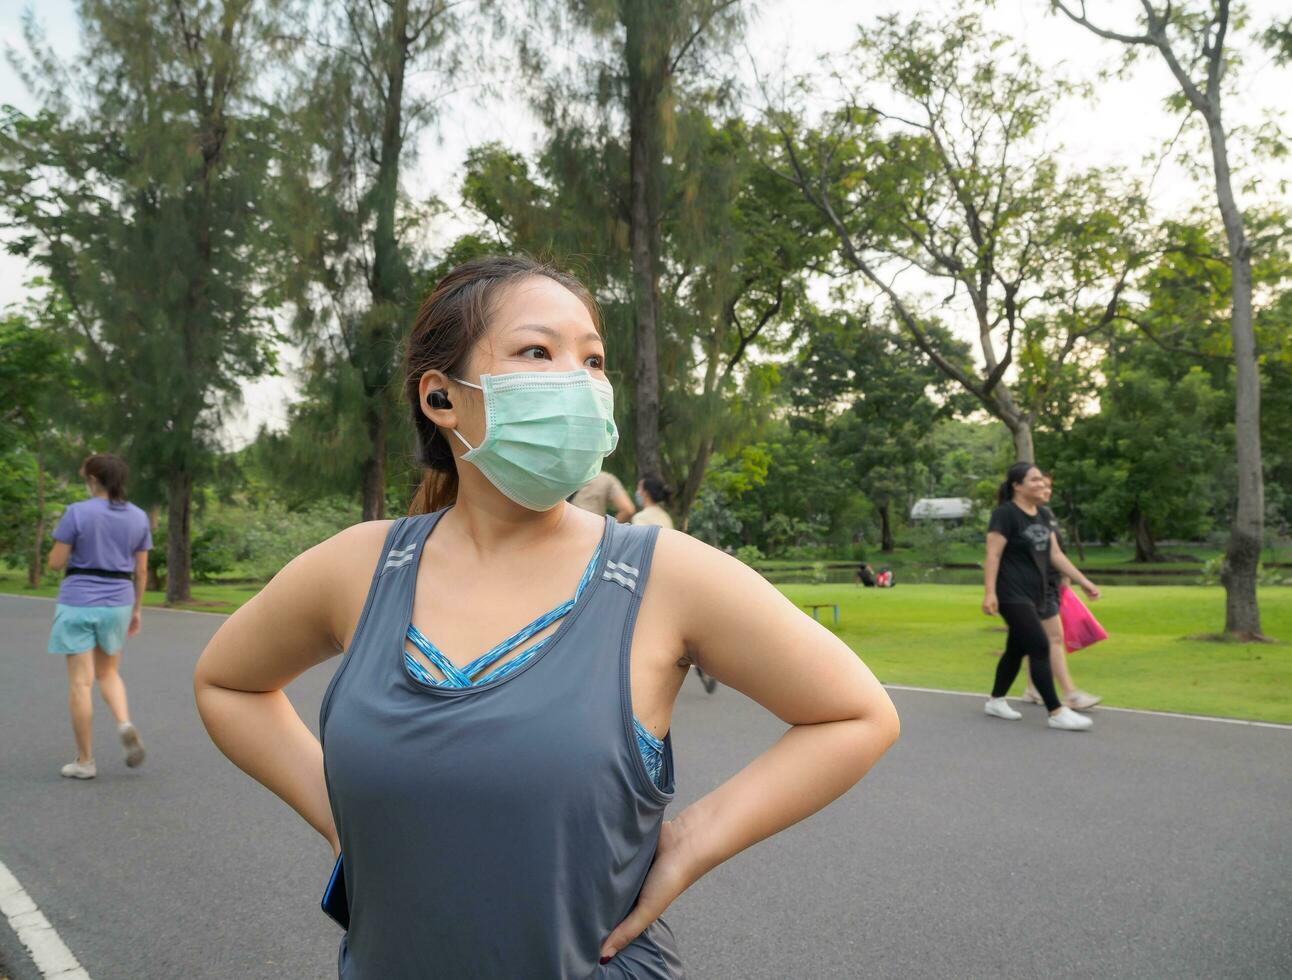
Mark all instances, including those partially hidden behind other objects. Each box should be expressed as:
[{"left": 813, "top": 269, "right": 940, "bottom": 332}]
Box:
[{"left": 1, "top": 594, "right": 1289, "bottom": 980}]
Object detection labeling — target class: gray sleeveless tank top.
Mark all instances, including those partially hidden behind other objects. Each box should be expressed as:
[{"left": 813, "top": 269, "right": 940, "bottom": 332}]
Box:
[{"left": 319, "top": 511, "right": 686, "bottom": 979}]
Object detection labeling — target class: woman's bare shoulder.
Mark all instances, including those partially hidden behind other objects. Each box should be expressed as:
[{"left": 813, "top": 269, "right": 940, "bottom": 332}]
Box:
[{"left": 271, "top": 520, "right": 395, "bottom": 649}]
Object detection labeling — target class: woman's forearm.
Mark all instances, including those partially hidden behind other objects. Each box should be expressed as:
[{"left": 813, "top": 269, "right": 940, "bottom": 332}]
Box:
[
  {"left": 1051, "top": 548, "right": 1090, "bottom": 587},
  {"left": 195, "top": 685, "right": 338, "bottom": 852},
  {"left": 673, "top": 714, "right": 898, "bottom": 880},
  {"left": 983, "top": 551, "right": 1000, "bottom": 596}
]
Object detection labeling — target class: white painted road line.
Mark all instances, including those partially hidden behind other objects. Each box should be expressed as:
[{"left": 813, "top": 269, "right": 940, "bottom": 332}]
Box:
[
  {"left": 0, "top": 858, "right": 91, "bottom": 980},
  {"left": 883, "top": 683, "right": 1292, "bottom": 731}
]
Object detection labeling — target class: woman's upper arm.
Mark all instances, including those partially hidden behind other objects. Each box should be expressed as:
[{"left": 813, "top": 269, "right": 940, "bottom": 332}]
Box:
[
  {"left": 194, "top": 521, "right": 391, "bottom": 694},
  {"left": 985, "top": 531, "right": 1006, "bottom": 557},
  {"left": 652, "top": 531, "right": 894, "bottom": 728}
]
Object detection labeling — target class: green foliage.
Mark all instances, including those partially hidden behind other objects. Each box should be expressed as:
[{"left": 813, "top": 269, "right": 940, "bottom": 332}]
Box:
[
  {"left": 766, "top": 9, "right": 1147, "bottom": 457},
  {"left": 188, "top": 496, "right": 361, "bottom": 584},
  {"left": 1, "top": 4, "right": 287, "bottom": 511}
]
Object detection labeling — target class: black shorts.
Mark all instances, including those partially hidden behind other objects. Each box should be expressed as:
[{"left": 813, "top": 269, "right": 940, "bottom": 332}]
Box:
[{"left": 1041, "top": 587, "right": 1060, "bottom": 620}]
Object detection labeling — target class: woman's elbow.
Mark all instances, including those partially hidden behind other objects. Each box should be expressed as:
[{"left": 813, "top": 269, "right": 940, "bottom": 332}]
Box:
[{"left": 858, "top": 686, "right": 900, "bottom": 751}]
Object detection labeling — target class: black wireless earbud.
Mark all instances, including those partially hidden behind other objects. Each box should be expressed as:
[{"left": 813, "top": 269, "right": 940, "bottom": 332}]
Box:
[{"left": 426, "top": 389, "right": 453, "bottom": 410}]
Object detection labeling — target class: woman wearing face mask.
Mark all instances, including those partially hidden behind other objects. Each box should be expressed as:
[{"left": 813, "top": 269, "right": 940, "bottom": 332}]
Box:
[
  {"left": 194, "top": 256, "right": 899, "bottom": 979},
  {"left": 982, "top": 462, "right": 1099, "bottom": 732},
  {"left": 631, "top": 475, "right": 674, "bottom": 530},
  {"left": 46, "top": 454, "right": 151, "bottom": 778}
]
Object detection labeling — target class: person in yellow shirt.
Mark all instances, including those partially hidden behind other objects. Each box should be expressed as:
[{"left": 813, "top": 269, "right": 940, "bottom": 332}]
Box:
[
  {"left": 569, "top": 470, "right": 636, "bottom": 522},
  {"left": 631, "top": 475, "right": 674, "bottom": 530}
]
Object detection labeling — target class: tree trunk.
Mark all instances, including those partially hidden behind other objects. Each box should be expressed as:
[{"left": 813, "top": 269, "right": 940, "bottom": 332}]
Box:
[
  {"left": 878, "top": 502, "right": 894, "bottom": 553},
  {"left": 361, "top": 403, "right": 387, "bottom": 521},
  {"left": 625, "top": 5, "right": 664, "bottom": 481},
  {"left": 1206, "top": 115, "right": 1264, "bottom": 638},
  {"left": 27, "top": 445, "right": 45, "bottom": 587},
  {"left": 166, "top": 469, "right": 194, "bottom": 604},
  {"left": 677, "top": 434, "right": 715, "bottom": 531},
  {"left": 1065, "top": 490, "right": 1086, "bottom": 562},
  {"left": 146, "top": 506, "right": 162, "bottom": 592},
  {"left": 1007, "top": 417, "right": 1035, "bottom": 463},
  {"left": 358, "top": 0, "right": 410, "bottom": 516},
  {"left": 1131, "top": 504, "right": 1162, "bottom": 564}
]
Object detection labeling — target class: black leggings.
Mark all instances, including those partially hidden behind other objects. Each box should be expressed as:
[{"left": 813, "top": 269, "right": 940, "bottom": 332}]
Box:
[{"left": 992, "top": 602, "right": 1061, "bottom": 711}]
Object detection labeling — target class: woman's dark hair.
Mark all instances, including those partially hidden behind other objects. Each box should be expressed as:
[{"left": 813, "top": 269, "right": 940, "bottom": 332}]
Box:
[
  {"left": 640, "top": 474, "right": 671, "bottom": 507},
  {"left": 80, "top": 454, "right": 128, "bottom": 505},
  {"left": 996, "top": 461, "right": 1038, "bottom": 505},
  {"left": 404, "top": 255, "right": 603, "bottom": 515}
]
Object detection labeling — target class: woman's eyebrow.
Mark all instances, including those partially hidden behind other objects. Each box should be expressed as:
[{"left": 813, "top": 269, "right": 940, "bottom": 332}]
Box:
[{"left": 512, "top": 322, "right": 602, "bottom": 344}]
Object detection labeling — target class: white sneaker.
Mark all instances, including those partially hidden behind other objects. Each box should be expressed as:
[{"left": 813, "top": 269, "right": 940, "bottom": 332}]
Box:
[
  {"left": 61, "top": 759, "right": 97, "bottom": 779},
  {"left": 1064, "top": 690, "right": 1102, "bottom": 711},
  {"left": 985, "top": 698, "right": 1022, "bottom": 720},
  {"left": 119, "top": 722, "right": 145, "bottom": 768},
  {"left": 1048, "top": 707, "right": 1094, "bottom": 731},
  {"left": 1022, "top": 686, "right": 1044, "bottom": 705}
]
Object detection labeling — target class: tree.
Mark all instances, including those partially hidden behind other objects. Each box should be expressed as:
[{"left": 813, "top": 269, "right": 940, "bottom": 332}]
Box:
[
  {"left": 785, "top": 312, "right": 968, "bottom": 551},
  {"left": 765, "top": 11, "right": 1143, "bottom": 461},
  {"left": 1046, "top": 351, "right": 1229, "bottom": 562},
  {"left": 454, "top": 112, "right": 817, "bottom": 524},
  {"left": 277, "top": 0, "right": 461, "bottom": 519},
  {"left": 1051, "top": 0, "right": 1276, "bottom": 637},
  {"left": 1, "top": 1, "right": 287, "bottom": 603},
  {"left": 552, "top": 0, "right": 744, "bottom": 480},
  {"left": 0, "top": 310, "right": 78, "bottom": 585}
]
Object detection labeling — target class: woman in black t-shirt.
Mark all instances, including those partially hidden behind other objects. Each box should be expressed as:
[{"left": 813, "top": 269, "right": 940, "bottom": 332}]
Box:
[
  {"left": 982, "top": 463, "right": 1100, "bottom": 732},
  {"left": 1016, "top": 475, "right": 1101, "bottom": 711}
]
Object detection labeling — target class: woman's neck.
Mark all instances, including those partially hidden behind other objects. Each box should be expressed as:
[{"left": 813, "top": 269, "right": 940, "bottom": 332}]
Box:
[
  {"left": 1012, "top": 497, "right": 1039, "bottom": 515},
  {"left": 439, "top": 486, "right": 574, "bottom": 559}
]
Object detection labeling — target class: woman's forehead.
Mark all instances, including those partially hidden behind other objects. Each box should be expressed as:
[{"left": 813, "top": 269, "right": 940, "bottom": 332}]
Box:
[{"left": 492, "top": 277, "right": 597, "bottom": 336}]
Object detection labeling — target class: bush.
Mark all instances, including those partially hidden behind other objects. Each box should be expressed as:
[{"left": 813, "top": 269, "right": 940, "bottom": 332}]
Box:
[{"left": 734, "top": 544, "right": 764, "bottom": 566}]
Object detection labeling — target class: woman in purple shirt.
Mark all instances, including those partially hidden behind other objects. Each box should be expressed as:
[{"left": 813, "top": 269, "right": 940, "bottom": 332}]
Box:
[{"left": 47, "top": 454, "right": 151, "bottom": 779}]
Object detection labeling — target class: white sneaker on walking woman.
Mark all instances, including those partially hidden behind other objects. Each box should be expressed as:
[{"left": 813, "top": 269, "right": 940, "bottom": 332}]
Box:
[
  {"left": 119, "top": 722, "right": 146, "bottom": 768},
  {"left": 1064, "top": 690, "right": 1102, "bottom": 711},
  {"left": 1048, "top": 706, "right": 1093, "bottom": 731},
  {"left": 60, "top": 759, "right": 96, "bottom": 779},
  {"left": 984, "top": 697, "right": 1022, "bottom": 720}
]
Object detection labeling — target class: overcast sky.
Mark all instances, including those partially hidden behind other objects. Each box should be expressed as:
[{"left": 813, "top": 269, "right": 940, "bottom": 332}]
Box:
[{"left": 2, "top": 0, "right": 1288, "bottom": 447}]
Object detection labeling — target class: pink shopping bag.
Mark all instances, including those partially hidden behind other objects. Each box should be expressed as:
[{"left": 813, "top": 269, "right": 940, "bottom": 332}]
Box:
[{"left": 1059, "top": 585, "right": 1108, "bottom": 653}]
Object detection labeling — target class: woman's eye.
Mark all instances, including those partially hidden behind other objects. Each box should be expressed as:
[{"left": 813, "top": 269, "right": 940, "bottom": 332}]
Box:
[
  {"left": 585, "top": 355, "right": 605, "bottom": 369},
  {"left": 520, "top": 346, "right": 550, "bottom": 360}
]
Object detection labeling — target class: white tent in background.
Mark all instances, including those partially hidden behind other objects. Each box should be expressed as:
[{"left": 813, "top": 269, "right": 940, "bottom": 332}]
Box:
[{"left": 910, "top": 497, "right": 973, "bottom": 521}]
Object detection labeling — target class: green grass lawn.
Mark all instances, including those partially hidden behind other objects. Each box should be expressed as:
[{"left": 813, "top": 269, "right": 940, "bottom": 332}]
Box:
[
  {"left": 5, "top": 568, "right": 1288, "bottom": 723},
  {"left": 783, "top": 583, "right": 1292, "bottom": 724}
]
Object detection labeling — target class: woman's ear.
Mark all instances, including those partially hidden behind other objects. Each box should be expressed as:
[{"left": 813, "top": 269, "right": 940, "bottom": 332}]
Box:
[{"left": 419, "top": 370, "right": 457, "bottom": 428}]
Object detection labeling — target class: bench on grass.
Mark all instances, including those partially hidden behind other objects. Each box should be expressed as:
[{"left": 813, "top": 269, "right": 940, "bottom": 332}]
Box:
[{"left": 802, "top": 603, "right": 840, "bottom": 626}]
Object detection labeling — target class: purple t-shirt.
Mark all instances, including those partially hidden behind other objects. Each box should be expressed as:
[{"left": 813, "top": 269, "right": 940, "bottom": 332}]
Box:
[{"left": 53, "top": 497, "right": 153, "bottom": 607}]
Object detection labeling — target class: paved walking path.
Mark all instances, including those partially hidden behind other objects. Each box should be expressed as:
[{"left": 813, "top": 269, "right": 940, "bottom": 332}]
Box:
[{"left": 1, "top": 594, "right": 1288, "bottom": 979}]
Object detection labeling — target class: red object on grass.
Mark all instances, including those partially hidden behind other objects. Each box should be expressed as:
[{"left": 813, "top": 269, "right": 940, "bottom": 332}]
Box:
[{"left": 1059, "top": 585, "right": 1108, "bottom": 653}]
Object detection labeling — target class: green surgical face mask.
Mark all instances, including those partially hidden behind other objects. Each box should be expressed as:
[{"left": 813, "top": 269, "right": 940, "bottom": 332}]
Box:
[{"left": 449, "top": 369, "right": 619, "bottom": 511}]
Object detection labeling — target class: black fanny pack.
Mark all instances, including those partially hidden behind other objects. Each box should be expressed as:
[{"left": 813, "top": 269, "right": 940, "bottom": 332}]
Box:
[{"left": 64, "top": 567, "right": 135, "bottom": 581}]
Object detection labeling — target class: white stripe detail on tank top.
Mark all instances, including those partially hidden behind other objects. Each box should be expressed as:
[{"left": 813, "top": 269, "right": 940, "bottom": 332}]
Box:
[
  {"left": 383, "top": 544, "right": 418, "bottom": 572},
  {"left": 602, "top": 569, "right": 637, "bottom": 591}
]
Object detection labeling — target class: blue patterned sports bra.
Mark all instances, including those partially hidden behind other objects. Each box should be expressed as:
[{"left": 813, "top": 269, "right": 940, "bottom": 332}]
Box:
[{"left": 401, "top": 544, "right": 665, "bottom": 787}]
